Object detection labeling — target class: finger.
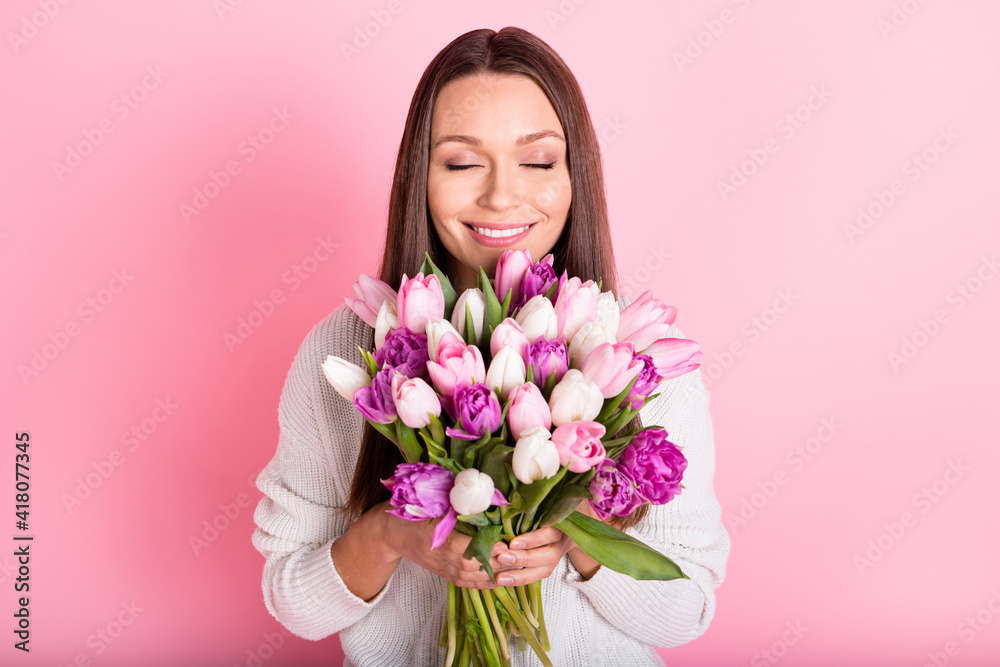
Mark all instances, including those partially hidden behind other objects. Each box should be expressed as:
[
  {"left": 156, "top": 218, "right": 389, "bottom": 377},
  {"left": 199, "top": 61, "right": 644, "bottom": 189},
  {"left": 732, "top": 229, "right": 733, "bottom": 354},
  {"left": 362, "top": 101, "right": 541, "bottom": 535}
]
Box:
[
  {"left": 508, "top": 526, "right": 564, "bottom": 550},
  {"left": 495, "top": 563, "right": 557, "bottom": 587},
  {"left": 496, "top": 541, "right": 564, "bottom": 571}
]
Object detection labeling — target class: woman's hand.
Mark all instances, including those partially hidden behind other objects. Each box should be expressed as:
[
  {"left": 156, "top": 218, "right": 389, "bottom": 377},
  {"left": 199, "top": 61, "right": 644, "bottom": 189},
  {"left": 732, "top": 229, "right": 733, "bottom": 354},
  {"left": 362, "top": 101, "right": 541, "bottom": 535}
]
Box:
[{"left": 377, "top": 501, "right": 514, "bottom": 590}]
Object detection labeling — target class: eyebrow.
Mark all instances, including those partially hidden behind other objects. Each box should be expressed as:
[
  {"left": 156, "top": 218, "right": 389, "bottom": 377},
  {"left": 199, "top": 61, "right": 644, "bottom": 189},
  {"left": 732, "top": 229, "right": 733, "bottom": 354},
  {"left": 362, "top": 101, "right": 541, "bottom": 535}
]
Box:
[{"left": 432, "top": 130, "right": 565, "bottom": 149}]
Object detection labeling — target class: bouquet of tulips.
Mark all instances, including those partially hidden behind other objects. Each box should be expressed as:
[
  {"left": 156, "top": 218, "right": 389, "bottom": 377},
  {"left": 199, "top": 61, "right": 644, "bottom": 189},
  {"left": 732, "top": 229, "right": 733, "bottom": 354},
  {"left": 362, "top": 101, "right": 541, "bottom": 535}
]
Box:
[{"left": 322, "top": 249, "right": 704, "bottom": 667}]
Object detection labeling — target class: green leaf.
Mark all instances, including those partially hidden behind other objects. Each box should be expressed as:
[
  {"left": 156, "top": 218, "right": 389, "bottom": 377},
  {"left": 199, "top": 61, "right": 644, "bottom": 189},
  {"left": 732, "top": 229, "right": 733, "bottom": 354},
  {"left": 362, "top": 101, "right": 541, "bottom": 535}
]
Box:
[
  {"left": 499, "top": 287, "right": 513, "bottom": 320},
  {"left": 537, "top": 483, "right": 590, "bottom": 528},
  {"left": 395, "top": 421, "right": 424, "bottom": 463},
  {"left": 358, "top": 346, "right": 379, "bottom": 375},
  {"left": 478, "top": 267, "right": 504, "bottom": 336},
  {"left": 369, "top": 419, "right": 400, "bottom": 447},
  {"left": 420, "top": 252, "right": 458, "bottom": 316},
  {"left": 463, "top": 301, "right": 477, "bottom": 345},
  {"left": 544, "top": 280, "right": 559, "bottom": 301},
  {"left": 596, "top": 373, "right": 641, "bottom": 424},
  {"left": 480, "top": 444, "right": 514, "bottom": 496},
  {"left": 604, "top": 406, "right": 641, "bottom": 438},
  {"left": 458, "top": 512, "right": 489, "bottom": 527},
  {"left": 554, "top": 511, "right": 689, "bottom": 580},
  {"left": 462, "top": 524, "right": 504, "bottom": 582}
]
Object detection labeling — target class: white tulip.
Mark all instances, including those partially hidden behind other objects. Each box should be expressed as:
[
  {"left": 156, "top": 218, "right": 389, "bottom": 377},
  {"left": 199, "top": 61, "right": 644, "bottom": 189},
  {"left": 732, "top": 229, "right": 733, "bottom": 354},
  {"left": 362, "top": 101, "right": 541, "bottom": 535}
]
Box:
[
  {"left": 515, "top": 294, "right": 558, "bottom": 342},
  {"left": 512, "top": 426, "right": 561, "bottom": 484},
  {"left": 485, "top": 345, "right": 527, "bottom": 401},
  {"left": 374, "top": 299, "right": 400, "bottom": 350},
  {"left": 547, "top": 369, "right": 605, "bottom": 426},
  {"left": 321, "top": 355, "right": 371, "bottom": 402},
  {"left": 451, "top": 288, "right": 486, "bottom": 344},
  {"left": 425, "top": 318, "right": 463, "bottom": 361},
  {"left": 596, "top": 291, "right": 621, "bottom": 338},
  {"left": 568, "top": 321, "right": 617, "bottom": 368},
  {"left": 450, "top": 468, "right": 495, "bottom": 515}
]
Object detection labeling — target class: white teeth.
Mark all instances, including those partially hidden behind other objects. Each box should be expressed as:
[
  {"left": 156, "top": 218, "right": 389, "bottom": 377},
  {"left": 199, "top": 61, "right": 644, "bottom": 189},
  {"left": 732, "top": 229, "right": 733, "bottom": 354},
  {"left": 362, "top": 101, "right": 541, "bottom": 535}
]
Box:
[{"left": 473, "top": 225, "right": 530, "bottom": 238}]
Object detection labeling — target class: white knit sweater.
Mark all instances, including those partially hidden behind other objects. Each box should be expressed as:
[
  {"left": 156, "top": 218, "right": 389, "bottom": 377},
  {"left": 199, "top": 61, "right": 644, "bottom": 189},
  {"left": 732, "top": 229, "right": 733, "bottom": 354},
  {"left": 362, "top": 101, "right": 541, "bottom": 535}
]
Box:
[{"left": 252, "top": 300, "right": 730, "bottom": 667}]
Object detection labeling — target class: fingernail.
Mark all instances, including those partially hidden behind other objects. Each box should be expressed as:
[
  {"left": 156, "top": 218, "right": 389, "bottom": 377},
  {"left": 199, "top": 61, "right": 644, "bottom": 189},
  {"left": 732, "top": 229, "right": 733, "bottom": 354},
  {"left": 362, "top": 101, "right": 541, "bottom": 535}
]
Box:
[
  {"left": 511, "top": 540, "right": 525, "bottom": 550},
  {"left": 498, "top": 553, "right": 516, "bottom": 565},
  {"left": 498, "top": 575, "right": 513, "bottom": 585}
]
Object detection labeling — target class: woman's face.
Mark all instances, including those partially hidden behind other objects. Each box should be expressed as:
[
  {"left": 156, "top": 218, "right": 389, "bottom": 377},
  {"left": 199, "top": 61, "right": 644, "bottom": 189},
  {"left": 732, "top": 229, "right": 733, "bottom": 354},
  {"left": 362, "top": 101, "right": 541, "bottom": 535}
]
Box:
[{"left": 427, "top": 73, "right": 572, "bottom": 291}]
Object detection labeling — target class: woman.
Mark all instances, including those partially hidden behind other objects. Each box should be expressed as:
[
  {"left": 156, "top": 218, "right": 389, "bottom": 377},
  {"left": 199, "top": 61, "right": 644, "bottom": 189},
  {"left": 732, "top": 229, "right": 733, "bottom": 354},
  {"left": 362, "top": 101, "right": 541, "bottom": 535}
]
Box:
[{"left": 252, "top": 26, "right": 729, "bottom": 666}]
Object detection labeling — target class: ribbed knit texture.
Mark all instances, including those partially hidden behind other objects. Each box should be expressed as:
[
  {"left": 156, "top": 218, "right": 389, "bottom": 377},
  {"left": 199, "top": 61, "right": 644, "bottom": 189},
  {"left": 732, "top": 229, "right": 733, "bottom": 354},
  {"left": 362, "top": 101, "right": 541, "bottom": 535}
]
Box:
[{"left": 252, "top": 298, "right": 730, "bottom": 666}]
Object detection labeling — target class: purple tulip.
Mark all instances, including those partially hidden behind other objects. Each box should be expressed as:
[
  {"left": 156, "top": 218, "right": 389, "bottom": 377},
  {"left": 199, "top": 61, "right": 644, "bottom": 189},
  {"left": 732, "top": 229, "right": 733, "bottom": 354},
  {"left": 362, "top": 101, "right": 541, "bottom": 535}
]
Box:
[
  {"left": 375, "top": 328, "right": 430, "bottom": 381},
  {"left": 617, "top": 428, "right": 687, "bottom": 505},
  {"left": 588, "top": 458, "right": 646, "bottom": 520},
  {"left": 381, "top": 462, "right": 457, "bottom": 548},
  {"left": 624, "top": 354, "right": 663, "bottom": 410},
  {"left": 518, "top": 254, "right": 559, "bottom": 308},
  {"left": 353, "top": 364, "right": 397, "bottom": 424},
  {"left": 445, "top": 382, "right": 502, "bottom": 441},
  {"left": 527, "top": 336, "right": 569, "bottom": 388}
]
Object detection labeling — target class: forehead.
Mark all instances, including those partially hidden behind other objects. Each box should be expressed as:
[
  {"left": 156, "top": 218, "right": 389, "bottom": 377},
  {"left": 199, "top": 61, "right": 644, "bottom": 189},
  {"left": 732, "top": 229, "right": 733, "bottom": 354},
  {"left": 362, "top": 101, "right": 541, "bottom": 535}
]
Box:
[{"left": 430, "top": 74, "right": 563, "bottom": 144}]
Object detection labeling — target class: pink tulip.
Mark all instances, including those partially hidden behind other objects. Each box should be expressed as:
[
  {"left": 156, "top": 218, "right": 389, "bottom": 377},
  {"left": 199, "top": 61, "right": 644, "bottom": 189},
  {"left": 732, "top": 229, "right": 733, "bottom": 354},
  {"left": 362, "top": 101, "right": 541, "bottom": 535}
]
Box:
[
  {"left": 554, "top": 276, "right": 600, "bottom": 343},
  {"left": 616, "top": 290, "right": 677, "bottom": 353},
  {"left": 580, "top": 342, "right": 644, "bottom": 398},
  {"left": 506, "top": 382, "right": 552, "bottom": 441},
  {"left": 345, "top": 274, "right": 398, "bottom": 328},
  {"left": 495, "top": 249, "right": 533, "bottom": 306},
  {"left": 551, "top": 421, "right": 607, "bottom": 473},
  {"left": 641, "top": 338, "right": 704, "bottom": 380},
  {"left": 490, "top": 317, "right": 529, "bottom": 361},
  {"left": 391, "top": 373, "right": 442, "bottom": 429},
  {"left": 397, "top": 272, "right": 445, "bottom": 334},
  {"left": 427, "top": 340, "right": 485, "bottom": 397}
]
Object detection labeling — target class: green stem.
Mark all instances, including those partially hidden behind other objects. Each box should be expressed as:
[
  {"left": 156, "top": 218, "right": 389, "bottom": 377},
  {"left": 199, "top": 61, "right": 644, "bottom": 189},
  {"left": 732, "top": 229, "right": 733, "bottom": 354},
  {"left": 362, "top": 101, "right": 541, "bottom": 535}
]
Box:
[
  {"left": 469, "top": 588, "right": 500, "bottom": 665},
  {"left": 534, "top": 580, "right": 550, "bottom": 652},
  {"left": 493, "top": 586, "right": 552, "bottom": 667},
  {"left": 516, "top": 585, "right": 538, "bottom": 628},
  {"left": 482, "top": 589, "right": 510, "bottom": 662},
  {"left": 444, "top": 583, "right": 458, "bottom": 666}
]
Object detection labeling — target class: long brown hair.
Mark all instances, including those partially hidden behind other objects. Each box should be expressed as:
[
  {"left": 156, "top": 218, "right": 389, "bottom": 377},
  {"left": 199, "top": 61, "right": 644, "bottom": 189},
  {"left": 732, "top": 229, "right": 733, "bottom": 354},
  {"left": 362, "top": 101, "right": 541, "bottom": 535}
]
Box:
[{"left": 343, "top": 26, "right": 647, "bottom": 530}]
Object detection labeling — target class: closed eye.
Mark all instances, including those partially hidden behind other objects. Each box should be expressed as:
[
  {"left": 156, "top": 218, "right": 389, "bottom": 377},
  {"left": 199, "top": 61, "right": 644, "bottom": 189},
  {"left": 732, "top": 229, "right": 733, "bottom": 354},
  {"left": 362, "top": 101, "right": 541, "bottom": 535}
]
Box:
[{"left": 444, "top": 162, "right": 557, "bottom": 171}]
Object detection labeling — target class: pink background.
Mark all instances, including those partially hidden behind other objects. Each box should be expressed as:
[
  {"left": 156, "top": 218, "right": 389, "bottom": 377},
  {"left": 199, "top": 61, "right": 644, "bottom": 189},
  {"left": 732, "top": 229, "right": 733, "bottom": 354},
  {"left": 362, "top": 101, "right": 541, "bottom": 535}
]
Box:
[{"left": 3, "top": 1, "right": 999, "bottom": 665}]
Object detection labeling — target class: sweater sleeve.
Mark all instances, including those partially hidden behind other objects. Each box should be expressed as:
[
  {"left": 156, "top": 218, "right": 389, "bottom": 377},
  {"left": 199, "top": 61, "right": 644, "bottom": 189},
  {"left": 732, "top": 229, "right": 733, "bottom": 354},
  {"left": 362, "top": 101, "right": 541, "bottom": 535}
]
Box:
[
  {"left": 251, "top": 306, "right": 397, "bottom": 640},
  {"left": 563, "top": 322, "right": 731, "bottom": 648}
]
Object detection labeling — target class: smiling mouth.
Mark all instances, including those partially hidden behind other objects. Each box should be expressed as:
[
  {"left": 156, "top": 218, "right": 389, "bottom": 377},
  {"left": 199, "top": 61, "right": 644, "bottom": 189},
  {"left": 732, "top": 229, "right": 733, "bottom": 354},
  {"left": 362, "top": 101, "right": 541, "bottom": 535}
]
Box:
[{"left": 463, "top": 223, "right": 535, "bottom": 238}]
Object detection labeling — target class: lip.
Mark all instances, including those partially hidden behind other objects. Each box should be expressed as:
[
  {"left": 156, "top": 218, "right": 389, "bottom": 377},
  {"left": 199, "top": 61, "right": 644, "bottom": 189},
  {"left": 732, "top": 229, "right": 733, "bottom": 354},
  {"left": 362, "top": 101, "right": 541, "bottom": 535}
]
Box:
[{"left": 463, "top": 222, "right": 536, "bottom": 248}]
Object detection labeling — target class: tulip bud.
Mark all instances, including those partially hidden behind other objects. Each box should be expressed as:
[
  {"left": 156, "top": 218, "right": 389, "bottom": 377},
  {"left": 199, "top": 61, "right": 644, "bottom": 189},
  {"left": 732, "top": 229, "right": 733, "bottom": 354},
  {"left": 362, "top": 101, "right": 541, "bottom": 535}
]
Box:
[
  {"left": 548, "top": 369, "right": 605, "bottom": 426},
  {"left": 568, "top": 321, "right": 616, "bottom": 369},
  {"left": 485, "top": 345, "right": 526, "bottom": 401},
  {"left": 507, "top": 382, "right": 552, "bottom": 441},
  {"left": 490, "top": 317, "right": 529, "bottom": 360},
  {"left": 512, "top": 426, "right": 561, "bottom": 484},
  {"left": 450, "top": 468, "right": 496, "bottom": 515},
  {"left": 515, "top": 295, "right": 558, "bottom": 342},
  {"left": 391, "top": 373, "right": 442, "bottom": 429},
  {"left": 374, "top": 299, "right": 400, "bottom": 350},
  {"left": 426, "top": 318, "right": 463, "bottom": 362},
  {"left": 321, "top": 355, "right": 371, "bottom": 402},
  {"left": 451, "top": 288, "right": 486, "bottom": 344}
]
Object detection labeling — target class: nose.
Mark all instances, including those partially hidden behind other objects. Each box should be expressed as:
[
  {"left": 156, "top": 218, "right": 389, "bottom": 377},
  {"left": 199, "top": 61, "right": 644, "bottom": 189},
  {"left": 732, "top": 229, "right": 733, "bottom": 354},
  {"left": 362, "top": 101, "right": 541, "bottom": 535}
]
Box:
[{"left": 478, "top": 162, "right": 524, "bottom": 212}]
